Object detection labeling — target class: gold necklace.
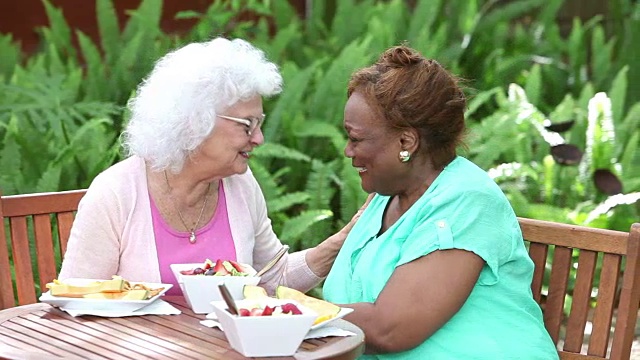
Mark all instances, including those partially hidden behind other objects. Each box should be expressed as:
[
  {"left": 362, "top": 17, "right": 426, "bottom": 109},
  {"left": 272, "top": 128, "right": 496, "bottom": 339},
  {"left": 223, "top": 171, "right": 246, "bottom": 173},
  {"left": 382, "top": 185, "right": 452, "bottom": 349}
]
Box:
[{"left": 163, "top": 171, "right": 212, "bottom": 244}]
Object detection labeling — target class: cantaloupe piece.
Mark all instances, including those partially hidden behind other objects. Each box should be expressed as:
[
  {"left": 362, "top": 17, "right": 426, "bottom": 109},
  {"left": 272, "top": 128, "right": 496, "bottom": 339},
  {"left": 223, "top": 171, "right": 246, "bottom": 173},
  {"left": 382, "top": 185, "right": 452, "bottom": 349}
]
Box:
[
  {"left": 47, "top": 280, "right": 103, "bottom": 297},
  {"left": 98, "top": 277, "right": 126, "bottom": 292},
  {"left": 46, "top": 276, "right": 125, "bottom": 297},
  {"left": 276, "top": 286, "right": 341, "bottom": 324},
  {"left": 83, "top": 289, "right": 150, "bottom": 300},
  {"left": 121, "top": 289, "right": 150, "bottom": 300},
  {"left": 83, "top": 292, "right": 123, "bottom": 300},
  {"left": 243, "top": 285, "right": 269, "bottom": 299}
]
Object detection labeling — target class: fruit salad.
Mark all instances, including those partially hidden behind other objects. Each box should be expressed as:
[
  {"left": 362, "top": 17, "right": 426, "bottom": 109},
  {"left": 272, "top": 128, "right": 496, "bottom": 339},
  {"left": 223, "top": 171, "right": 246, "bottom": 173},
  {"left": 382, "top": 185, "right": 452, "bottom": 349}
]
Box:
[
  {"left": 237, "top": 302, "right": 303, "bottom": 317},
  {"left": 179, "top": 259, "right": 257, "bottom": 277},
  {"left": 243, "top": 285, "right": 341, "bottom": 324}
]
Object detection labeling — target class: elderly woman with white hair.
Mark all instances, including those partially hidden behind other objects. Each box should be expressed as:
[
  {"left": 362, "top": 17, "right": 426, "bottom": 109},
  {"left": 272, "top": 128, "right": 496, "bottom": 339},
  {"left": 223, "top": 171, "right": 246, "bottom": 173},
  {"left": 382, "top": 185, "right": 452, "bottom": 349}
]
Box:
[{"left": 58, "top": 37, "right": 363, "bottom": 296}]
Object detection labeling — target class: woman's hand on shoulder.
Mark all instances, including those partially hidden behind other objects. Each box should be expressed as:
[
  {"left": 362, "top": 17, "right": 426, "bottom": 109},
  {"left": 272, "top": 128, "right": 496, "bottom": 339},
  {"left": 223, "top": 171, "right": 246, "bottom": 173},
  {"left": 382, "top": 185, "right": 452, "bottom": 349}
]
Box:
[
  {"left": 337, "top": 193, "right": 375, "bottom": 238},
  {"left": 305, "top": 193, "right": 374, "bottom": 277}
]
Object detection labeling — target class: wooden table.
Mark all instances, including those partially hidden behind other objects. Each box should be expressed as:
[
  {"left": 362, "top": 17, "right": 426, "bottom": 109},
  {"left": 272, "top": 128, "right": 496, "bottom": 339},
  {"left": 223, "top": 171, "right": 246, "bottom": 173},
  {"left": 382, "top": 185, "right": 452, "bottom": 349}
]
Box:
[{"left": 0, "top": 296, "right": 364, "bottom": 360}]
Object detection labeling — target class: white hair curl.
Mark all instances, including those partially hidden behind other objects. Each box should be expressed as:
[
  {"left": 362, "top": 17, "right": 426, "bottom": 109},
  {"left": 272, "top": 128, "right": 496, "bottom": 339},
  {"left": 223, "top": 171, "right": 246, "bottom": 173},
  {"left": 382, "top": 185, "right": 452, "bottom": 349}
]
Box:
[{"left": 122, "top": 37, "right": 283, "bottom": 172}]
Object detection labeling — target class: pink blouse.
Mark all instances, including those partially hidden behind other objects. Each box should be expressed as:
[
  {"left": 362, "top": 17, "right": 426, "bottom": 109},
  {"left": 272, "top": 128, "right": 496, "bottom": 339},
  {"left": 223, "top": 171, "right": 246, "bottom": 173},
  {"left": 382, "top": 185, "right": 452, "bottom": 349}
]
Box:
[{"left": 150, "top": 181, "right": 237, "bottom": 295}]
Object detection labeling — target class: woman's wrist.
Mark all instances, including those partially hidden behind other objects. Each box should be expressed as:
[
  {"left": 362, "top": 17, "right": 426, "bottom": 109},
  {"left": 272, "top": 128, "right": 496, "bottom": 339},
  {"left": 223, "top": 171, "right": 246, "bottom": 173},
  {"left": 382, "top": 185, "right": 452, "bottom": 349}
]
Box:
[{"left": 306, "top": 233, "right": 344, "bottom": 277}]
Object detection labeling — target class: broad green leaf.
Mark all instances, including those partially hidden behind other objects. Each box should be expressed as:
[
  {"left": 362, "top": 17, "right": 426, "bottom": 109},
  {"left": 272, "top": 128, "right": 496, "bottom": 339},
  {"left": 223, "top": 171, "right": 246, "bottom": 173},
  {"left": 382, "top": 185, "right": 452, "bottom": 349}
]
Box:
[
  {"left": 609, "top": 66, "right": 628, "bottom": 126},
  {"left": 476, "top": 0, "right": 545, "bottom": 34},
  {"left": 590, "top": 25, "right": 614, "bottom": 87},
  {"left": 524, "top": 64, "right": 542, "bottom": 106},
  {"left": 465, "top": 87, "right": 501, "bottom": 119},
  {"left": 408, "top": 0, "right": 442, "bottom": 41}
]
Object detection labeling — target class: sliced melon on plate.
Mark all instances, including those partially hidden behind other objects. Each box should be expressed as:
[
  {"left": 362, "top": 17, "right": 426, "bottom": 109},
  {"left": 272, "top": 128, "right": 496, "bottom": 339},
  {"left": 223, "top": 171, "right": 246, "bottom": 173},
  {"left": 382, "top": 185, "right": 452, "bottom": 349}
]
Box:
[
  {"left": 243, "top": 285, "right": 269, "bottom": 299},
  {"left": 276, "top": 286, "right": 341, "bottom": 324}
]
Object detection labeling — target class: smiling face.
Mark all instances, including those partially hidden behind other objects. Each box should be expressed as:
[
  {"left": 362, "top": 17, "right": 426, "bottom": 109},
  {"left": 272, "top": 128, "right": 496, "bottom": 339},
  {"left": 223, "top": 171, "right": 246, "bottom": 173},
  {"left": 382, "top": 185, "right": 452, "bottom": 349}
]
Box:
[
  {"left": 190, "top": 95, "right": 264, "bottom": 179},
  {"left": 344, "top": 92, "right": 410, "bottom": 195}
]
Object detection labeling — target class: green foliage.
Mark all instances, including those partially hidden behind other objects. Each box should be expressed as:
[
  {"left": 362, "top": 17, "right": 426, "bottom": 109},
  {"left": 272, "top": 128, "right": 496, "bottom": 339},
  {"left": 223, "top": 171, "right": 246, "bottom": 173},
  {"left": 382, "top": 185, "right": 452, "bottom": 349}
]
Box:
[{"left": 469, "top": 81, "right": 639, "bottom": 230}]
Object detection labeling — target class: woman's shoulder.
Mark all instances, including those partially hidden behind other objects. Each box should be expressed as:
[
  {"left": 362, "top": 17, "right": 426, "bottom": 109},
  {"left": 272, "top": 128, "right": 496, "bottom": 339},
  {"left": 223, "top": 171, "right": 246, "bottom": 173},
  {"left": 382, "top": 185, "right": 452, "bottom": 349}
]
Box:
[
  {"left": 86, "top": 156, "right": 147, "bottom": 196},
  {"left": 437, "top": 157, "right": 509, "bottom": 200}
]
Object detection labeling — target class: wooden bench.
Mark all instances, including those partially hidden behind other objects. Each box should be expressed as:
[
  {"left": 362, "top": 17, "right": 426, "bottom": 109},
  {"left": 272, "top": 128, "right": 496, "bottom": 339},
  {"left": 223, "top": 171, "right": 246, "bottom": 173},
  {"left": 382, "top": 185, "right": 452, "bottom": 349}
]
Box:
[
  {"left": 520, "top": 217, "right": 640, "bottom": 360},
  {"left": 0, "top": 190, "right": 86, "bottom": 309}
]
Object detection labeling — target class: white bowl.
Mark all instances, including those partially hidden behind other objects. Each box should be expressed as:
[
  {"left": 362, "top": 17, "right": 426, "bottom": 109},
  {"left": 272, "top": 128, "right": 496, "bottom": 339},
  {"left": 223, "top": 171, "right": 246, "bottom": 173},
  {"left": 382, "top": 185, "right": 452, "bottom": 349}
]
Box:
[
  {"left": 169, "top": 263, "right": 261, "bottom": 314},
  {"left": 211, "top": 298, "right": 317, "bottom": 357}
]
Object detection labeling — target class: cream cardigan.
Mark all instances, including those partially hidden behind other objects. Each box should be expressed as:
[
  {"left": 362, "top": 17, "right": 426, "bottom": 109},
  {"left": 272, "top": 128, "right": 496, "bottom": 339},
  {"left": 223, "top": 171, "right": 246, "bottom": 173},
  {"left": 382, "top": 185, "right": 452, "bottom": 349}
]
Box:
[{"left": 58, "top": 156, "right": 322, "bottom": 293}]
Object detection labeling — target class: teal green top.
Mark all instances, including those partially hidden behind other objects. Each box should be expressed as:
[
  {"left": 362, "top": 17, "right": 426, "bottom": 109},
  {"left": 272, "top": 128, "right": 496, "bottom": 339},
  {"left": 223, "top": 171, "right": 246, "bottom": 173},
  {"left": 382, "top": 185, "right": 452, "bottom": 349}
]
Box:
[{"left": 323, "top": 157, "right": 558, "bottom": 360}]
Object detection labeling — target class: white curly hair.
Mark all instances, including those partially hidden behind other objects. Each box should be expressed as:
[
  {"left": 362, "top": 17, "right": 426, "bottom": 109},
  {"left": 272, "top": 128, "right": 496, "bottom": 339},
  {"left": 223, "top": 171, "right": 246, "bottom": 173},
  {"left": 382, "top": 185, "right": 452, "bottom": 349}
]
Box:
[{"left": 122, "top": 37, "right": 283, "bottom": 172}]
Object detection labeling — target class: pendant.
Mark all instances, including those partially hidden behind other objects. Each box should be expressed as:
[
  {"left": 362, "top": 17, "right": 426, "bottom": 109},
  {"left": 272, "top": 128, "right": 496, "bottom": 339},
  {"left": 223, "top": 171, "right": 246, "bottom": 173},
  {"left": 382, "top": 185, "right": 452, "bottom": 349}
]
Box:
[{"left": 189, "top": 232, "right": 196, "bottom": 244}]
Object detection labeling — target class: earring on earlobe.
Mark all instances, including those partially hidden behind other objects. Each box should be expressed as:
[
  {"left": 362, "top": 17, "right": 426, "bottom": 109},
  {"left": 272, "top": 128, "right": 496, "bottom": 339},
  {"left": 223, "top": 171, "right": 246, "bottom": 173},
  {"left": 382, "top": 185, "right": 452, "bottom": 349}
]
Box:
[{"left": 399, "top": 150, "right": 411, "bottom": 163}]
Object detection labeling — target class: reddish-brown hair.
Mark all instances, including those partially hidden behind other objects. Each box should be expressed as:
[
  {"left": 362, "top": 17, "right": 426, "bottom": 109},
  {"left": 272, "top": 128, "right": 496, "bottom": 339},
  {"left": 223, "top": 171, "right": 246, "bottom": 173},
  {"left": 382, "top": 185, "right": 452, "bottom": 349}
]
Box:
[{"left": 347, "top": 45, "right": 466, "bottom": 170}]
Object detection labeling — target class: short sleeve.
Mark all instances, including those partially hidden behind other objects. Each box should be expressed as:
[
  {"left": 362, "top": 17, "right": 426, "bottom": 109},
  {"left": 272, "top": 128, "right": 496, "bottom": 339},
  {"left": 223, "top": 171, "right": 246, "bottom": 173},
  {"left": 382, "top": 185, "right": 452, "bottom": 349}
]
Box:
[{"left": 397, "top": 189, "right": 517, "bottom": 286}]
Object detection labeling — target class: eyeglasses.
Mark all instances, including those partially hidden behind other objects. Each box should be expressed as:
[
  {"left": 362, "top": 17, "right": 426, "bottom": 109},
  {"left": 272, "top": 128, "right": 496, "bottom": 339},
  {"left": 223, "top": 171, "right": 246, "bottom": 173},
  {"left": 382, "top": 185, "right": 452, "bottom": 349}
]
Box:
[{"left": 217, "top": 114, "right": 265, "bottom": 136}]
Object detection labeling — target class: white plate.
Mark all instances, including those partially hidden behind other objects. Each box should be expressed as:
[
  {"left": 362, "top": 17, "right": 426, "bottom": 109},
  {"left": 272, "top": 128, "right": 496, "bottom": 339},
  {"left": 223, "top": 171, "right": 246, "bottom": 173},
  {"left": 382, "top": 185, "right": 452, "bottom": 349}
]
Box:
[
  {"left": 206, "top": 306, "right": 354, "bottom": 330},
  {"left": 39, "top": 279, "right": 172, "bottom": 312},
  {"left": 310, "top": 307, "right": 354, "bottom": 330}
]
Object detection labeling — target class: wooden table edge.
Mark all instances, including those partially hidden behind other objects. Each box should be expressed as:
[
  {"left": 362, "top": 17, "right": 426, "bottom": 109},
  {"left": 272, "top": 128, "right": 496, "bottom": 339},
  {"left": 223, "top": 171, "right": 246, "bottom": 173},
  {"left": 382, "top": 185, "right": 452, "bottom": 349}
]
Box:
[
  {"left": 0, "top": 303, "right": 51, "bottom": 323},
  {"left": 0, "top": 301, "right": 365, "bottom": 360}
]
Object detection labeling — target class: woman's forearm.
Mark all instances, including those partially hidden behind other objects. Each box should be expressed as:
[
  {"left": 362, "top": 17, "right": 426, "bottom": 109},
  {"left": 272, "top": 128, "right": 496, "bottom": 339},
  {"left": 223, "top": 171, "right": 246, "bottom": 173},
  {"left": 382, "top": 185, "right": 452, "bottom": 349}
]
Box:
[
  {"left": 305, "top": 193, "right": 373, "bottom": 277},
  {"left": 305, "top": 232, "right": 346, "bottom": 277}
]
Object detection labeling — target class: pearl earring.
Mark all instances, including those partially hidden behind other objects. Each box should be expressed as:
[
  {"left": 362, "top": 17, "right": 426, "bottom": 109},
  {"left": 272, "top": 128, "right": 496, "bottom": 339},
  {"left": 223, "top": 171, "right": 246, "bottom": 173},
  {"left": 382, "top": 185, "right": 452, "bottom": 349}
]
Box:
[{"left": 399, "top": 150, "right": 411, "bottom": 163}]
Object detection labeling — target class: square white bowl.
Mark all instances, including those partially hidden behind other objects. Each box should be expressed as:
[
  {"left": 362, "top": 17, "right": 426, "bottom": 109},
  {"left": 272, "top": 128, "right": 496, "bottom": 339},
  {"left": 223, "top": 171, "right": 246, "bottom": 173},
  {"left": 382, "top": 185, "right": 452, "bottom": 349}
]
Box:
[
  {"left": 211, "top": 298, "right": 317, "bottom": 357},
  {"left": 169, "top": 263, "right": 261, "bottom": 314}
]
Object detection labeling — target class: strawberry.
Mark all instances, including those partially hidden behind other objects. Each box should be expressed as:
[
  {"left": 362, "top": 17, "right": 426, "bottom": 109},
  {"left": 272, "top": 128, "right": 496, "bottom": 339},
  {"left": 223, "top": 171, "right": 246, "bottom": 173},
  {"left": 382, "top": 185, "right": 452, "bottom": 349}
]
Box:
[
  {"left": 203, "top": 259, "right": 214, "bottom": 270},
  {"left": 250, "top": 307, "right": 264, "bottom": 316},
  {"left": 281, "top": 303, "right": 302, "bottom": 315},
  {"left": 222, "top": 260, "right": 235, "bottom": 273},
  {"left": 238, "top": 308, "right": 251, "bottom": 317},
  {"left": 262, "top": 305, "right": 274, "bottom": 316},
  {"left": 229, "top": 260, "right": 245, "bottom": 273},
  {"left": 213, "top": 259, "right": 230, "bottom": 275}
]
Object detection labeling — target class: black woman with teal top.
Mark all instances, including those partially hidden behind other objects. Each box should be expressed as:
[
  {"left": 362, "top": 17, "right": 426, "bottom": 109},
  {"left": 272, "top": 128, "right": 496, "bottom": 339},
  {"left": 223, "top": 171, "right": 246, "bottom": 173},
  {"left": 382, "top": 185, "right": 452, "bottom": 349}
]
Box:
[{"left": 322, "top": 45, "right": 558, "bottom": 360}]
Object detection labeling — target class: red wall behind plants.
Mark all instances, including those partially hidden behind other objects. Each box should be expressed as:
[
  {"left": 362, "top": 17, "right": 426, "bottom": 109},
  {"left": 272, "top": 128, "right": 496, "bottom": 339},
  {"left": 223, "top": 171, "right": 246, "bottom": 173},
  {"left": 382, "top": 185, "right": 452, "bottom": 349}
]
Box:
[{"left": 0, "top": 0, "right": 305, "bottom": 54}]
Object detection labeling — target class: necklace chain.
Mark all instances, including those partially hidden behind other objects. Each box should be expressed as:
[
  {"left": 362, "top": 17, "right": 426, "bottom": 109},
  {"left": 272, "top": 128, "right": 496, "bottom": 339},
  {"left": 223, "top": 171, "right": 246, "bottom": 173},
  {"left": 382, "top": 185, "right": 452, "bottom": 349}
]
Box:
[{"left": 163, "top": 170, "right": 212, "bottom": 244}]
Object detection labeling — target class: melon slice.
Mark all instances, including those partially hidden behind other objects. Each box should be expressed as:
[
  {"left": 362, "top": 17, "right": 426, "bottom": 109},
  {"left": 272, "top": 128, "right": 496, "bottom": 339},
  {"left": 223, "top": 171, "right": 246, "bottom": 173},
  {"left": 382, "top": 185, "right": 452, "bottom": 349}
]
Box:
[
  {"left": 46, "top": 276, "right": 125, "bottom": 297},
  {"left": 276, "top": 286, "right": 341, "bottom": 324},
  {"left": 121, "top": 289, "right": 150, "bottom": 300},
  {"left": 83, "top": 289, "right": 150, "bottom": 300},
  {"left": 47, "top": 280, "right": 103, "bottom": 297},
  {"left": 243, "top": 285, "right": 269, "bottom": 299},
  {"left": 98, "top": 277, "right": 126, "bottom": 292}
]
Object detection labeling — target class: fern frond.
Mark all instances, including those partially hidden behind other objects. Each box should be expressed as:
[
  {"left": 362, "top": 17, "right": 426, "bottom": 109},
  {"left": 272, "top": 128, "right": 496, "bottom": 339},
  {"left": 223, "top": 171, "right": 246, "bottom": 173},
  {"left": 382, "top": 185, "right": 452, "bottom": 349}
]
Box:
[
  {"left": 247, "top": 161, "right": 283, "bottom": 202},
  {"left": 265, "top": 61, "right": 319, "bottom": 143},
  {"left": 280, "top": 209, "right": 333, "bottom": 245},
  {"left": 252, "top": 143, "right": 311, "bottom": 162},
  {"left": 305, "top": 160, "right": 337, "bottom": 210},
  {"left": 96, "top": 0, "right": 121, "bottom": 61},
  {"left": 295, "top": 120, "right": 346, "bottom": 153},
  {"left": 338, "top": 157, "right": 367, "bottom": 225},
  {"left": 268, "top": 192, "right": 310, "bottom": 213},
  {"left": 76, "top": 31, "right": 105, "bottom": 100}
]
